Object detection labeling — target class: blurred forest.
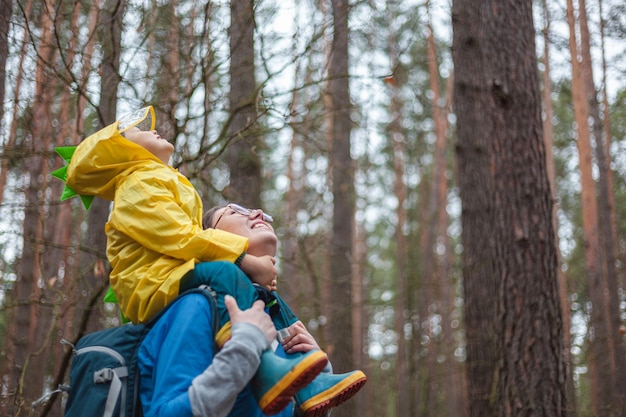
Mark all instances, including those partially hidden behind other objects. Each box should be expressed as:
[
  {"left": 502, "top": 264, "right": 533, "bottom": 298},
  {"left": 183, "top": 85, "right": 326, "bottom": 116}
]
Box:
[{"left": 0, "top": 0, "right": 625, "bottom": 417}]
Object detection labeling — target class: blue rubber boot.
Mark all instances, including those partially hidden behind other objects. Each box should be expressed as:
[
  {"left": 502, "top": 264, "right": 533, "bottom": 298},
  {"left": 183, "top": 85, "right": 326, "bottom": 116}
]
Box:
[
  {"left": 294, "top": 370, "right": 367, "bottom": 417},
  {"left": 251, "top": 349, "right": 329, "bottom": 416}
]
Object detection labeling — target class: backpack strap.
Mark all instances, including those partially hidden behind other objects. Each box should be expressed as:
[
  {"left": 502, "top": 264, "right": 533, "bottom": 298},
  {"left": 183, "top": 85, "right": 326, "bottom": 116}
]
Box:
[{"left": 93, "top": 367, "right": 128, "bottom": 417}]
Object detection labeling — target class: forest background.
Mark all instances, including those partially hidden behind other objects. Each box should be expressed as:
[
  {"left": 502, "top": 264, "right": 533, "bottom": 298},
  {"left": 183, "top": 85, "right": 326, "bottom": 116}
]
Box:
[{"left": 0, "top": 0, "right": 625, "bottom": 417}]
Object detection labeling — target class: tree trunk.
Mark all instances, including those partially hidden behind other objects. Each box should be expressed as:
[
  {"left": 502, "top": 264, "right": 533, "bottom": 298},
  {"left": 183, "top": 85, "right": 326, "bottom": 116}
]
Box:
[
  {"left": 0, "top": 0, "right": 10, "bottom": 126},
  {"left": 0, "top": 0, "right": 27, "bottom": 211},
  {"left": 389, "top": 67, "right": 410, "bottom": 417},
  {"left": 383, "top": 5, "right": 410, "bottom": 416},
  {"left": 226, "top": 0, "right": 261, "bottom": 208},
  {"left": 351, "top": 221, "right": 367, "bottom": 417},
  {"left": 565, "top": 0, "right": 624, "bottom": 415},
  {"left": 153, "top": 0, "right": 180, "bottom": 144},
  {"left": 37, "top": 6, "right": 85, "bottom": 416},
  {"left": 0, "top": 1, "right": 28, "bottom": 403},
  {"left": 578, "top": 0, "right": 626, "bottom": 411},
  {"left": 598, "top": 0, "right": 623, "bottom": 301},
  {"left": 62, "top": 0, "right": 125, "bottom": 342},
  {"left": 452, "top": 0, "right": 499, "bottom": 414},
  {"left": 327, "top": 1, "right": 356, "bottom": 416},
  {"left": 282, "top": 54, "right": 328, "bottom": 342},
  {"left": 540, "top": 1, "right": 576, "bottom": 414},
  {"left": 7, "top": 0, "right": 57, "bottom": 411},
  {"left": 426, "top": 22, "right": 466, "bottom": 417},
  {"left": 453, "top": 1, "right": 567, "bottom": 417}
]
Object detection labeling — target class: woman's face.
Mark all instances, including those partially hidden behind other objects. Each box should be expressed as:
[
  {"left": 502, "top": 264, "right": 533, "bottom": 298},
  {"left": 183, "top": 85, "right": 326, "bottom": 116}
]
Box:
[
  {"left": 124, "top": 127, "right": 174, "bottom": 164},
  {"left": 212, "top": 205, "right": 277, "bottom": 256}
]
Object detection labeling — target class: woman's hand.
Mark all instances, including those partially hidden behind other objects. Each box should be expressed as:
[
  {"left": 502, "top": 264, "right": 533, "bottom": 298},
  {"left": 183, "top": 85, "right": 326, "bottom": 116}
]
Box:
[{"left": 280, "top": 321, "right": 321, "bottom": 354}]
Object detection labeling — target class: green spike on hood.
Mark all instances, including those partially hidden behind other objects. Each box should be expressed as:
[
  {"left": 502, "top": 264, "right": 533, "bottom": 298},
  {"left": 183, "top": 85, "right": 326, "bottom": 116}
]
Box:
[
  {"left": 51, "top": 106, "right": 156, "bottom": 210},
  {"left": 51, "top": 146, "right": 95, "bottom": 209}
]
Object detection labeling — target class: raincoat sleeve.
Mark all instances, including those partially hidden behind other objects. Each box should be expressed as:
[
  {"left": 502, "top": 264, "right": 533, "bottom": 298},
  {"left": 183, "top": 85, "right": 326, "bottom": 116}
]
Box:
[{"left": 109, "top": 169, "right": 247, "bottom": 262}]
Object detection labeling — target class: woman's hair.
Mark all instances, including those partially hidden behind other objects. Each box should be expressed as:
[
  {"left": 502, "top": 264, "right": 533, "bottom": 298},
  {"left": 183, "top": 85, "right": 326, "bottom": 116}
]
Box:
[{"left": 202, "top": 206, "right": 223, "bottom": 230}]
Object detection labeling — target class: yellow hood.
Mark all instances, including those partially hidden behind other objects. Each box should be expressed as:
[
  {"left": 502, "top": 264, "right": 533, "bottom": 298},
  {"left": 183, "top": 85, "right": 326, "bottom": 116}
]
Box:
[{"left": 65, "top": 122, "right": 164, "bottom": 202}]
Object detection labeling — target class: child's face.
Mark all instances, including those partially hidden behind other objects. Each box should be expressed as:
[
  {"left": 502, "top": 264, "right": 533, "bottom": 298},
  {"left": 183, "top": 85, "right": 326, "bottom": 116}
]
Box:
[
  {"left": 213, "top": 205, "right": 277, "bottom": 257},
  {"left": 124, "top": 127, "right": 174, "bottom": 164}
]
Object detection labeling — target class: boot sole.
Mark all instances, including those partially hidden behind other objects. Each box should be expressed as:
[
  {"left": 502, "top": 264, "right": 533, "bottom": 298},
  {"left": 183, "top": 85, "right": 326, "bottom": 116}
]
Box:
[
  {"left": 260, "top": 351, "right": 329, "bottom": 415},
  {"left": 298, "top": 370, "right": 367, "bottom": 417}
]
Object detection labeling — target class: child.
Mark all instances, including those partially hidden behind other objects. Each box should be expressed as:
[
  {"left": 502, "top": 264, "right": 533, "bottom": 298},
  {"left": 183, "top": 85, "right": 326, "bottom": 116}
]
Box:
[{"left": 55, "top": 107, "right": 273, "bottom": 324}]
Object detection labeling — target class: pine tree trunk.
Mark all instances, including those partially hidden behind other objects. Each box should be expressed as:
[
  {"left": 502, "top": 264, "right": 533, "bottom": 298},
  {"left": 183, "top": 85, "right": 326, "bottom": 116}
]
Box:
[
  {"left": 598, "top": 0, "right": 623, "bottom": 303},
  {"left": 389, "top": 68, "right": 410, "bottom": 417},
  {"left": 327, "top": 1, "right": 356, "bottom": 416},
  {"left": 453, "top": 0, "right": 567, "bottom": 416},
  {"left": 0, "top": 0, "right": 27, "bottom": 214},
  {"left": 426, "top": 23, "right": 467, "bottom": 417},
  {"left": 227, "top": 0, "right": 261, "bottom": 207},
  {"left": 38, "top": 6, "right": 84, "bottom": 416},
  {"left": 452, "top": 0, "right": 499, "bottom": 414},
  {"left": 351, "top": 222, "right": 367, "bottom": 417},
  {"left": 153, "top": 0, "right": 180, "bottom": 143},
  {"left": 576, "top": 0, "right": 626, "bottom": 413},
  {"left": 8, "top": 1, "right": 57, "bottom": 411},
  {"left": 565, "top": 0, "right": 623, "bottom": 414},
  {"left": 0, "top": 1, "right": 27, "bottom": 405},
  {"left": 0, "top": 0, "right": 10, "bottom": 127},
  {"left": 79, "top": 0, "right": 126, "bottom": 326},
  {"left": 540, "top": 1, "right": 577, "bottom": 414},
  {"left": 283, "top": 77, "right": 304, "bottom": 313},
  {"left": 579, "top": 0, "right": 626, "bottom": 407},
  {"left": 383, "top": 5, "right": 410, "bottom": 415}
]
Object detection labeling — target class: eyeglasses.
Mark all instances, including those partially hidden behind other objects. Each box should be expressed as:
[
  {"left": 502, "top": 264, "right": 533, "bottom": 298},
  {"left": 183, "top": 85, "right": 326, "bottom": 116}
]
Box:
[{"left": 213, "top": 203, "right": 273, "bottom": 228}]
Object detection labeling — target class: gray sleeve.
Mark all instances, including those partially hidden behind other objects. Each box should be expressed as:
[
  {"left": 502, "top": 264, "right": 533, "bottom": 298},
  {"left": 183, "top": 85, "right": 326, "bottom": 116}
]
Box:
[{"left": 188, "top": 322, "right": 269, "bottom": 417}]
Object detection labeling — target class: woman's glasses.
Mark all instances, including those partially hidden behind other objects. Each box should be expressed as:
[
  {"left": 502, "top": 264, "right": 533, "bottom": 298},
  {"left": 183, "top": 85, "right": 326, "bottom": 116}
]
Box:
[{"left": 213, "top": 203, "right": 273, "bottom": 228}]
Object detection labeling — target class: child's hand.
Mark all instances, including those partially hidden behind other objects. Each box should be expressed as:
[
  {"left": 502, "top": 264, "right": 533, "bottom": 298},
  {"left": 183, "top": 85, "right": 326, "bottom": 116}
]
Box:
[
  {"left": 240, "top": 254, "right": 277, "bottom": 291},
  {"left": 280, "top": 321, "right": 322, "bottom": 354}
]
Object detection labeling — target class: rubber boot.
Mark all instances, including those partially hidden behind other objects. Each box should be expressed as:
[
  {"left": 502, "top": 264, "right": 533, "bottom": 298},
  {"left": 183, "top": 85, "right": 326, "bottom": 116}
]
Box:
[
  {"left": 251, "top": 349, "right": 329, "bottom": 415},
  {"left": 216, "top": 322, "right": 329, "bottom": 416},
  {"left": 295, "top": 370, "right": 367, "bottom": 417}
]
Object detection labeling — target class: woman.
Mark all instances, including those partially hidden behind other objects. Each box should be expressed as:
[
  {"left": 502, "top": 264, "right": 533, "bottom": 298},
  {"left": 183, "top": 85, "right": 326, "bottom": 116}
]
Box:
[{"left": 201, "top": 203, "right": 367, "bottom": 416}]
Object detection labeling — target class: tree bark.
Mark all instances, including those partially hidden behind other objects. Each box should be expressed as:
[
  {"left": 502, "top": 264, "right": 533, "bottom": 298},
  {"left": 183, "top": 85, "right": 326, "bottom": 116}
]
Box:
[
  {"left": 579, "top": 2, "right": 626, "bottom": 410},
  {"left": 426, "top": 22, "right": 466, "bottom": 417},
  {"left": 327, "top": 1, "right": 356, "bottom": 416},
  {"left": 452, "top": 0, "right": 499, "bottom": 414},
  {"left": 453, "top": 1, "right": 567, "bottom": 416},
  {"left": 568, "top": 0, "right": 626, "bottom": 414},
  {"left": 226, "top": 0, "right": 261, "bottom": 208},
  {"left": 598, "top": 0, "right": 623, "bottom": 302},
  {"left": 0, "top": 0, "right": 11, "bottom": 127},
  {"left": 565, "top": 1, "right": 625, "bottom": 415},
  {"left": 540, "top": 1, "right": 577, "bottom": 414},
  {"left": 383, "top": 4, "right": 410, "bottom": 415},
  {"left": 7, "top": 0, "right": 57, "bottom": 411},
  {"left": 389, "top": 61, "right": 410, "bottom": 417},
  {"left": 0, "top": 0, "right": 27, "bottom": 213},
  {"left": 0, "top": 3, "right": 29, "bottom": 406},
  {"left": 80, "top": 0, "right": 126, "bottom": 323}
]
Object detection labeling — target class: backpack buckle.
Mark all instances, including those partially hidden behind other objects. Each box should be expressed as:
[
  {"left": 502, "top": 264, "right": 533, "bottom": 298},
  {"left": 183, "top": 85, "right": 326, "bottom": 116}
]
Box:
[{"left": 94, "top": 368, "right": 114, "bottom": 383}]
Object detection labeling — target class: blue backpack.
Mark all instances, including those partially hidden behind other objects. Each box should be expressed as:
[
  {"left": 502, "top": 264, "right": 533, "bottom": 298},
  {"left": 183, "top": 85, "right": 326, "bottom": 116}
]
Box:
[{"left": 60, "top": 287, "right": 218, "bottom": 417}]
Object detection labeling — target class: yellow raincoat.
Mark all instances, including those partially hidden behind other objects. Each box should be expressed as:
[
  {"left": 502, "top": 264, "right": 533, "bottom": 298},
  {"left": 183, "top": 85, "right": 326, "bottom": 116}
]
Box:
[{"left": 65, "top": 116, "right": 247, "bottom": 323}]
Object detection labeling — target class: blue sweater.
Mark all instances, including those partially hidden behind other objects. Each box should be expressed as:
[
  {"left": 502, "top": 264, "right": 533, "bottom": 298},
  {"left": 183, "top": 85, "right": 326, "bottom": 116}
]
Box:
[{"left": 138, "top": 292, "right": 294, "bottom": 417}]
